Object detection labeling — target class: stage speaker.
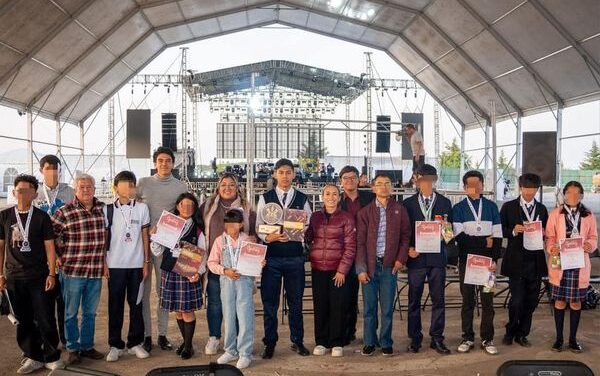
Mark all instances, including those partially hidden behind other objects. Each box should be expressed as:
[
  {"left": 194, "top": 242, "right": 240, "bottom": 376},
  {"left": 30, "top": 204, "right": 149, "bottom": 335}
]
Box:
[
  {"left": 146, "top": 363, "right": 243, "bottom": 376},
  {"left": 376, "top": 115, "right": 391, "bottom": 153},
  {"left": 126, "top": 109, "right": 151, "bottom": 159},
  {"left": 161, "top": 113, "right": 177, "bottom": 151},
  {"left": 497, "top": 360, "right": 594, "bottom": 376},
  {"left": 522, "top": 131, "right": 556, "bottom": 186},
  {"left": 401, "top": 113, "right": 423, "bottom": 160}
]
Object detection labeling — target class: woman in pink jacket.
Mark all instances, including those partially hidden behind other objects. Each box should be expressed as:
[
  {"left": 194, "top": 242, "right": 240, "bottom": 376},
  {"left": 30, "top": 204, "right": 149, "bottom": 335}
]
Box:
[{"left": 545, "top": 181, "right": 597, "bottom": 353}]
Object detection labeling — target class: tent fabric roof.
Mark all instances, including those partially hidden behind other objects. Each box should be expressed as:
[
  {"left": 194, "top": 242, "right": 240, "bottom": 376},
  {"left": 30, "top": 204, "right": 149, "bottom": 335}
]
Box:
[{"left": 0, "top": 0, "right": 598, "bottom": 128}]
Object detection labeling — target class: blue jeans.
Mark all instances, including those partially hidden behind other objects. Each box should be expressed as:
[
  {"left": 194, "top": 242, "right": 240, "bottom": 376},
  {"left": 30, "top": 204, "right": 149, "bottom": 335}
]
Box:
[
  {"left": 361, "top": 260, "right": 397, "bottom": 348},
  {"left": 206, "top": 271, "right": 223, "bottom": 338},
  {"left": 60, "top": 275, "right": 102, "bottom": 352},
  {"left": 220, "top": 276, "right": 255, "bottom": 358}
]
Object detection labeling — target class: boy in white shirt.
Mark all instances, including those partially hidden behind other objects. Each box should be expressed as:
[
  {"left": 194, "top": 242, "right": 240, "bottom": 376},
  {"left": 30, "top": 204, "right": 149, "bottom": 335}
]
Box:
[{"left": 104, "top": 171, "right": 151, "bottom": 362}]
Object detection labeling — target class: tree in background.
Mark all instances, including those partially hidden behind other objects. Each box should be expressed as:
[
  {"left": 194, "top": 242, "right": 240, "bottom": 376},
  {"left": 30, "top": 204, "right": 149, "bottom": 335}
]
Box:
[
  {"left": 579, "top": 141, "right": 600, "bottom": 170},
  {"left": 440, "top": 138, "right": 472, "bottom": 169},
  {"left": 497, "top": 150, "right": 514, "bottom": 175},
  {"left": 298, "top": 131, "right": 327, "bottom": 173}
]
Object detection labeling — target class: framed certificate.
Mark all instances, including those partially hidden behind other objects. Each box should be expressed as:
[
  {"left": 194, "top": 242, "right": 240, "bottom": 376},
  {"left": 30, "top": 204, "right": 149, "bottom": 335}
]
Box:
[{"left": 415, "top": 221, "right": 441, "bottom": 253}]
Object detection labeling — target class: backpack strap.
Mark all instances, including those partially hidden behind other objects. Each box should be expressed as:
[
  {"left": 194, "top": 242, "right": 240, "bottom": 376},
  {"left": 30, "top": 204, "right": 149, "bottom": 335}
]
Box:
[{"left": 105, "top": 203, "right": 114, "bottom": 251}]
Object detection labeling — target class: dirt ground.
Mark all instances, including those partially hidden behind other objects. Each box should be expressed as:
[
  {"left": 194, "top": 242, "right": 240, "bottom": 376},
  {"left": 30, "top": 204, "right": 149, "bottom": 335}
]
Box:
[{"left": 1, "top": 267, "right": 599, "bottom": 376}]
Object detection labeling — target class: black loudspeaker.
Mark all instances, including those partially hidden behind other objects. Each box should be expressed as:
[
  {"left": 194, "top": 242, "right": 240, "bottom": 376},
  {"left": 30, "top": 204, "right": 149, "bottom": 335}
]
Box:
[
  {"left": 161, "top": 113, "right": 177, "bottom": 152},
  {"left": 376, "top": 115, "right": 391, "bottom": 153},
  {"left": 401, "top": 113, "right": 424, "bottom": 160},
  {"left": 146, "top": 363, "right": 244, "bottom": 376},
  {"left": 522, "top": 131, "right": 557, "bottom": 186},
  {"left": 497, "top": 360, "right": 594, "bottom": 376},
  {"left": 126, "top": 109, "right": 151, "bottom": 158}
]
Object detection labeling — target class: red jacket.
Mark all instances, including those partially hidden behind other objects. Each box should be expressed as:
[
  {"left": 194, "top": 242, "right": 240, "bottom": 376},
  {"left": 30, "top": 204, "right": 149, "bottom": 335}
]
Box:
[
  {"left": 306, "top": 207, "right": 357, "bottom": 274},
  {"left": 356, "top": 198, "right": 411, "bottom": 277}
]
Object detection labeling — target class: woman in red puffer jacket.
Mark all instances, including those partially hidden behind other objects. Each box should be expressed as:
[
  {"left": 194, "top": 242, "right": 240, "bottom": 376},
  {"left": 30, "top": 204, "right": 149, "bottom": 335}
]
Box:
[{"left": 305, "top": 184, "right": 357, "bottom": 358}]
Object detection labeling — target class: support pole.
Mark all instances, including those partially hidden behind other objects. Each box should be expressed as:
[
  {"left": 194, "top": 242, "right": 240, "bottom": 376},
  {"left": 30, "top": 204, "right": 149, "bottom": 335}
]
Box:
[
  {"left": 484, "top": 118, "right": 490, "bottom": 184},
  {"left": 433, "top": 102, "right": 440, "bottom": 169},
  {"left": 345, "top": 102, "right": 351, "bottom": 165},
  {"left": 490, "top": 100, "right": 497, "bottom": 200},
  {"left": 365, "top": 52, "right": 373, "bottom": 179},
  {"left": 515, "top": 114, "right": 522, "bottom": 195},
  {"left": 27, "top": 110, "right": 33, "bottom": 174},
  {"left": 180, "top": 47, "right": 189, "bottom": 181},
  {"left": 246, "top": 72, "right": 256, "bottom": 203},
  {"left": 108, "top": 96, "right": 115, "bottom": 184},
  {"left": 460, "top": 124, "right": 466, "bottom": 189},
  {"left": 56, "top": 119, "right": 62, "bottom": 155},
  {"left": 556, "top": 104, "right": 563, "bottom": 190},
  {"left": 80, "top": 121, "right": 85, "bottom": 174}
]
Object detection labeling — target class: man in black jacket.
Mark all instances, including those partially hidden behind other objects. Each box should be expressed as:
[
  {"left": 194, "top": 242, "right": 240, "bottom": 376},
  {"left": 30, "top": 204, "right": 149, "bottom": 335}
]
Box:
[
  {"left": 339, "top": 165, "right": 375, "bottom": 345},
  {"left": 403, "top": 164, "right": 452, "bottom": 355},
  {"left": 500, "top": 173, "right": 548, "bottom": 347}
]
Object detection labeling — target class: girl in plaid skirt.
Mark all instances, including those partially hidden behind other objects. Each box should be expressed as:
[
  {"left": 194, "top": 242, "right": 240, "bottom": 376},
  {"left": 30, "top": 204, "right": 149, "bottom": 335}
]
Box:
[
  {"left": 545, "top": 181, "right": 597, "bottom": 354},
  {"left": 158, "top": 193, "right": 207, "bottom": 359}
]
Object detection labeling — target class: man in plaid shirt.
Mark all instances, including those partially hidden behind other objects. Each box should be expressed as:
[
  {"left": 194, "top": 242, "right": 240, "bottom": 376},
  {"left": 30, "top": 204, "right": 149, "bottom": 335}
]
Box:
[{"left": 52, "top": 174, "right": 107, "bottom": 365}]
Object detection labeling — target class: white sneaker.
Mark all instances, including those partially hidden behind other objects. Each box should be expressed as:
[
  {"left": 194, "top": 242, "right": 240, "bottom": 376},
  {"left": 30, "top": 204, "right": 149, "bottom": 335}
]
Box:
[
  {"left": 128, "top": 344, "right": 150, "bottom": 359},
  {"left": 17, "top": 358, "right": 44, "bottom": 374},
  {"left": 481, "top": 340, "right": 498, "bottom": 355},
  {"left": 331, "top": 346, "right": 344, "bottom": 357},
  {"left": 217, "top": 352, "right": 238, "bottom": 364},
  {"left": 205, "top": 336, "right": 220, "bottom": 355},
  {"left": 106, "top": 347, "right": 125, "bottom": 362},
  {"left": 45, "top": 359, "right": 65, "bottom": 370},
  {"left": 236, "top": 356, "right": 252, "bottom": 369},
  {"left": 313, "top": 345, "right": 327, "bottom": 356},
  {"left": 457, "top": 340, "right": 474, "bottom": 353}
]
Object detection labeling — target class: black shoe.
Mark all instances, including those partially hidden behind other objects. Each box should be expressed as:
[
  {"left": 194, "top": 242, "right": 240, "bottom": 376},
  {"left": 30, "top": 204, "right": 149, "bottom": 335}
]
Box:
[
  {"left": 261, "top": 345, "right": 275, "bottom": 359},
  {"left": 515, "top": 336, "right": 531, "bottom": 347},
  {"left": 430, "top": 341, "right": 451, "bottom": 355},
  {"left": 407, "top": 342, "right": 421, "bottom": 353},
  {"left": 568, "top": 340, "right": 583, "bottom": 353},
  {"left": 502, "top": 335, "right": 513, "bottom": 346},
  {"left": 382, "top": 347, "right": 394, "bottom": 356},
  {"left": 158, "top": 335, "right": 173, "bottom": 351},
  {"left": 175, "top": 343, "right": 185, "bottom": 356},
  {"left": 551, "top": 339, "right": 563, "bottom": 352},
  {"left": 143, "top": 336, "right": 152, "bottom": 353},
  {"left": 361, "top": 345, "right": 376, "bottom": 356},
  {"left": 291, "top": 343, "right": 310, "bottom": 356},
  {"left": 180, "top": 347, "right": 194, "bottom": 359},
  {"left": 80, "top": 348, "right": 104, "bottom": 360}
]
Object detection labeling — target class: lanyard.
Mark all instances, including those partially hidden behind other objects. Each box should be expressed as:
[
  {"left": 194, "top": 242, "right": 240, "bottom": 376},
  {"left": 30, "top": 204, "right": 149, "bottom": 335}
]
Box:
[
  {"left": 42, "top": 184, "right": 59, "bottom": 214},
  {"left": 116, "top": 199, "right": 133, "bottom": 231},
  {"left": 418, "top": 192, "right": 436, "bottom": 221},
  {"left": 14, "top": 206, "right": 33, "bottom": 246},
  {"left": 466, "top": 197, "right": 483, "bottom": 226},
  {"left": 223, "top": 233, "right": 242, "bottom": 269},
  {"left": 520, "top": 198, "right": 537, "bottom": 222},
  {"left": 564, "top": 205, "right": 580, "bottom": 235}
]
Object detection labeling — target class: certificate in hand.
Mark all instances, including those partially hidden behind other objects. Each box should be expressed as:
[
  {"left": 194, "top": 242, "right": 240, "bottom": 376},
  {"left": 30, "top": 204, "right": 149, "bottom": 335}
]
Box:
[
  {"left": 463, "top": 254, "right": 493, "bottom": 286},
  {"left": 523, "top": 221, "right": 544, "bottom": 251},
  {"left": 415, "top": 221, "right": 441, "bottom": 253},
  {"left": 236, "top": 241, "right": 267, "bottom": 277},
  {"left": 559, "top": 237, "right": 585, "bottom": 271},
  {"left": 150, "top": 210, "right": 186, "bottom": 249}
]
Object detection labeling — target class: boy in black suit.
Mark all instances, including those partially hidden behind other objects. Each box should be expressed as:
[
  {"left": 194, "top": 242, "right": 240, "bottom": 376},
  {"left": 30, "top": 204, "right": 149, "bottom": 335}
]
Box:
[{"left": 500, "top": 173, "right": 548, "bottom": 347}]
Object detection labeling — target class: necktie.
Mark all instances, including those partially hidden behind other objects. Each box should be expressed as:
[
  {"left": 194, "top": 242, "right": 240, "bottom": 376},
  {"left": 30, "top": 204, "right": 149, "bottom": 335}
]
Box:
[
  {"left": 282, "top": 192, "right": 288, "bottom": 207},
  {"left": 424, "top": 198, "right": 430, "bottom": 210},
  {"left": 527, "top": 204, "right": 534, "bottom": 216}
]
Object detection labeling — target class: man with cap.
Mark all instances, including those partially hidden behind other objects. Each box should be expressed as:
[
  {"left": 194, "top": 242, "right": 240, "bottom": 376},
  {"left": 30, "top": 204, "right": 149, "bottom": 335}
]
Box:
[{"left": 403, "top": 164, "right": 452, "bottom": 354}]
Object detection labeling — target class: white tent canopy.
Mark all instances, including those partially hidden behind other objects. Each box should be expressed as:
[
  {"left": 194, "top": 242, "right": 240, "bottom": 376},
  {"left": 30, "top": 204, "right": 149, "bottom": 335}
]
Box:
[{"left": 0, "top": 0, "right": 598, "bottom": 129}]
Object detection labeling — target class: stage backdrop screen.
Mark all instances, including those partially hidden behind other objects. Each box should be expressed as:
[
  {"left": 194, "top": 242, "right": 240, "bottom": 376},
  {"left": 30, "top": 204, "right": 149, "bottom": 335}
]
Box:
[
  {"left": 401, "top": 113, "right": 424, "bottom": 160},
  {"left": 522, "top": 131, "right": 557, "bottom": 186},
  {"left": 126, "top": 109, "right": 151, "bottom": 159}
]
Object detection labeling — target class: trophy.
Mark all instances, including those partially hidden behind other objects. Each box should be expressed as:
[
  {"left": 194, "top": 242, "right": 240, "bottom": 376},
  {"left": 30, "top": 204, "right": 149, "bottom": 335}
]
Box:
[{"left": 259, "top": 202, "right": 283, "bottom": 234}]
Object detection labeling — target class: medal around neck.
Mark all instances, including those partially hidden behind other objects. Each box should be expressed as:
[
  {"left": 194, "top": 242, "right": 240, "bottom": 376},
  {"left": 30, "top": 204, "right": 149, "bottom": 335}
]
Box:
[{"left": 259, "top": 202, "right": 283, "bottom": 234}]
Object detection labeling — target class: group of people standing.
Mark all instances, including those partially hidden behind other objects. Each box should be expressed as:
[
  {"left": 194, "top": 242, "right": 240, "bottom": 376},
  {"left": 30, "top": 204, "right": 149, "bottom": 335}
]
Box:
[{"left": 0, "top": 149, "right": 597, "bottom": 373}]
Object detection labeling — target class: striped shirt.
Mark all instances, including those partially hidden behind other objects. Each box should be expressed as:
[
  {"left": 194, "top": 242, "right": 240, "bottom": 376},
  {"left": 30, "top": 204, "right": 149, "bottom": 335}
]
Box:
[
  {"left": 52, "top": 198, "right": 106, "bottom": 278},
  {"left": 375, "top": 199, "right": 387, "bottom": 258}
]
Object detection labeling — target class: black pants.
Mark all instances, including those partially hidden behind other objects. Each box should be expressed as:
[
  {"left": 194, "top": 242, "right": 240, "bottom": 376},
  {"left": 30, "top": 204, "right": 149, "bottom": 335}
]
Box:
[
  {"left": 459, "top": 261, "right": 495, "bottom": 342},
  {"left": 311, "top": 270, "right": 348, "bottom": 348},
  {"left": 54, "top": 274, "right": 66, "bottom": 345},
  {"left": 343, "top": 263, "right": 359, "bottom": 343},
  {"left": 7, "top": 276, "right": 61, "bottom": 363},
  {"left": 505, "top": 275, "right": 541, "bottom": 338},
  {"left": 108, "top": 268, "right": 145, "bottom": 349},
  {"left": 407, "top": 266, "right": 446, "bottom": 344},
  {"left": 412, "top": 155, "right": 425, "bottom": 173}
]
